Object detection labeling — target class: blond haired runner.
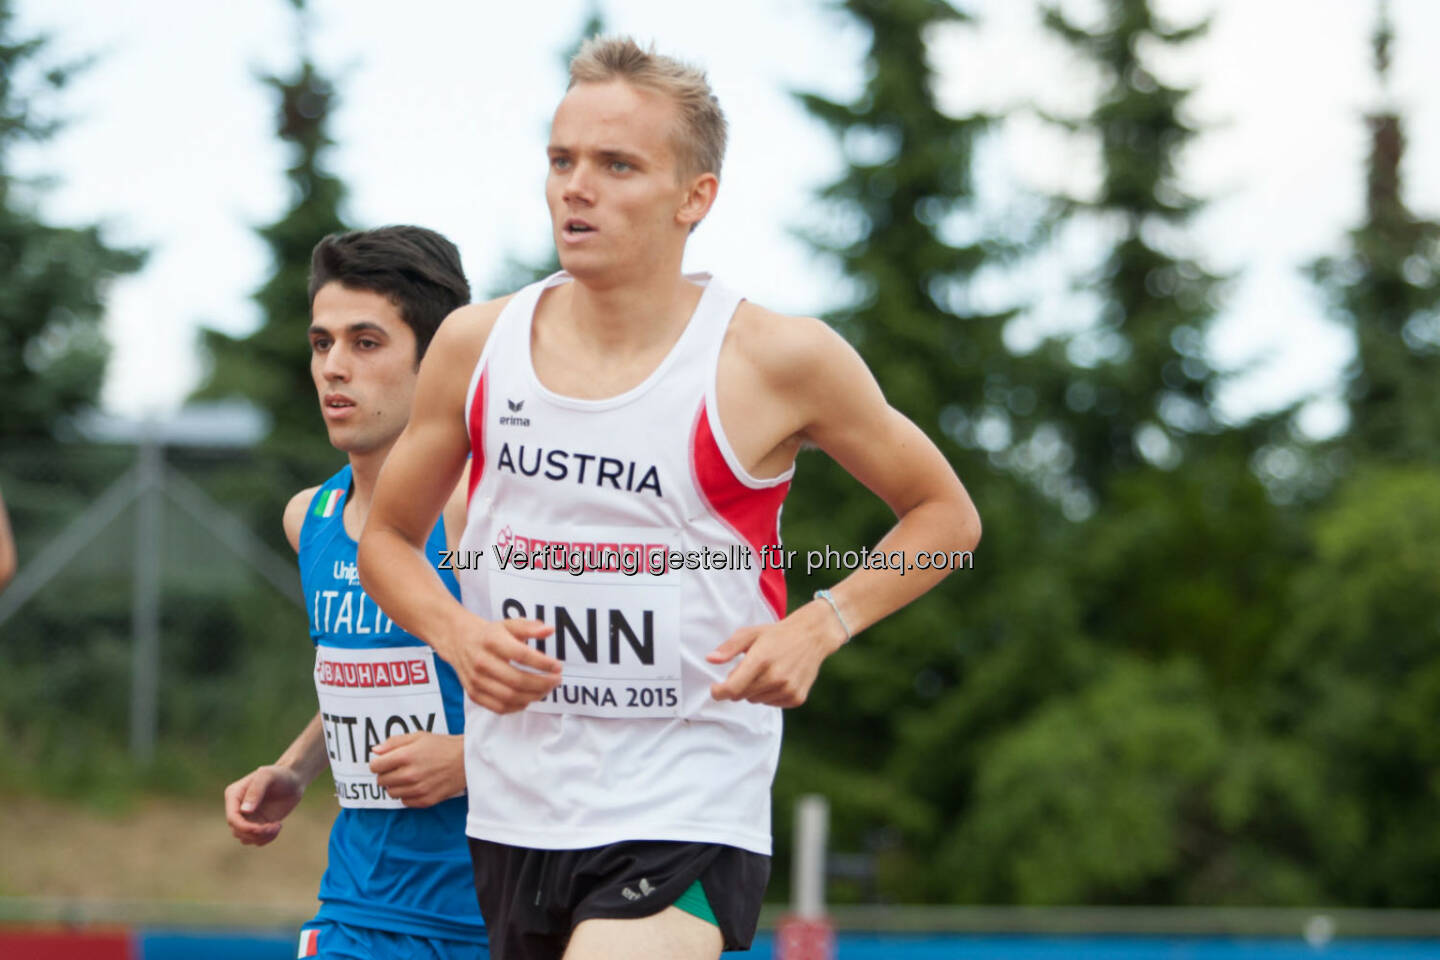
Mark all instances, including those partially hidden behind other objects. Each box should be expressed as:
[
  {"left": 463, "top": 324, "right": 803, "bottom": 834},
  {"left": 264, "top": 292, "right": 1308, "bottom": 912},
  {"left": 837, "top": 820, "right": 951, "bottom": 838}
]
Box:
[{"left": 359, "top": 38, "right": 981, "bottom": 960}]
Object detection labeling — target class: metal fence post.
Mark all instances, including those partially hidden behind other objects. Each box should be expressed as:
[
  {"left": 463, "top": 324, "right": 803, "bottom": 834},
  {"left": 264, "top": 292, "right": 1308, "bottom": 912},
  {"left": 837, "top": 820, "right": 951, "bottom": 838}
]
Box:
[{"left": 129, "top": 429, "right": 162, "bottom": 763}]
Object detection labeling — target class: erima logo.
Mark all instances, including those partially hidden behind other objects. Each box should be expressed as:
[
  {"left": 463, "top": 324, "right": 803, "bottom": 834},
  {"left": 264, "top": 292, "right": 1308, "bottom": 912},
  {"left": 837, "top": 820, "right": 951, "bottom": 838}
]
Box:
[
  {"left": 498, "top": 398, "right": 530, "bottom": 427},
  {"left": 621, "top": 878, "right": 656, "bottom": 901}
]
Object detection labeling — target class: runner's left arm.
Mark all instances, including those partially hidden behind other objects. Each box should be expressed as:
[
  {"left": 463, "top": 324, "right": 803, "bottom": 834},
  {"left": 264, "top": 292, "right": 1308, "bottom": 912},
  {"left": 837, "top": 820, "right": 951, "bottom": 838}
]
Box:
[{"left": 710, "top": 314, "right": 980, "bottom": 707}]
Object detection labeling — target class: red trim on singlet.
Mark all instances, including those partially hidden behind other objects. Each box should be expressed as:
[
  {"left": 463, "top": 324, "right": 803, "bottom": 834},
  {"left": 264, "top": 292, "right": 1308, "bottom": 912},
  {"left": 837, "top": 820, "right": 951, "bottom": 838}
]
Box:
[
  {"left": 466, "top": 367, "right": 487, "bottom": 505},
  {"left": 690, "top": 400, "right": 790, "bottom": 620}
]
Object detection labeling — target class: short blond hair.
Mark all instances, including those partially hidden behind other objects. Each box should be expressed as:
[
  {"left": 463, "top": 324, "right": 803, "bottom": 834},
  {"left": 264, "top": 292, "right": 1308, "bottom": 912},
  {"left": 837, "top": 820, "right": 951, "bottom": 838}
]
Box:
[{"left": 568, "top": 36, "right": 727, "bottom": 181}]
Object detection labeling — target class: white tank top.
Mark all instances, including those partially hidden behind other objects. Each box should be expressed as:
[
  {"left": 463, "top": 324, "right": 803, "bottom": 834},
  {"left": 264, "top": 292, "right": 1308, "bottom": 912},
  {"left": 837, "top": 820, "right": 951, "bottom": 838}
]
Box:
[{"left": 455, "top": 271, "right": 793, "bottom": 855}]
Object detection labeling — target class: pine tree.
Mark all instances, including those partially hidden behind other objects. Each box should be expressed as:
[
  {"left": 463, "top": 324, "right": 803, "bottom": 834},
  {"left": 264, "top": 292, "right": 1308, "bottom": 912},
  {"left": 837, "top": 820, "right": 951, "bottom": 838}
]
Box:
[
  {"left": 778, "top": 0, "right": 1084, "bottom": 901},
  {"left": 1038, "top": 0, "right": 1229, "bottom": 496},
  {"left": 913, "top": 0, "right": 1315, "bottom": 905},
  {"left": 1311, "top": 2, "right": 1440, "bottom": 464},
  {"left": 0, "top": 2, "right": 319, "bottom": 795},
  {"left": 192, "top": 1, "right": 349, "bottom": 494},
  {"left": 1270, "top": 1, "right": 1440, "bottom": 906},
  {"left": 1031, "top": 0, "right": 1304, "bottom": 686},
  {"left": 0, "top": 0, "right": 144, "bottom": 441}
]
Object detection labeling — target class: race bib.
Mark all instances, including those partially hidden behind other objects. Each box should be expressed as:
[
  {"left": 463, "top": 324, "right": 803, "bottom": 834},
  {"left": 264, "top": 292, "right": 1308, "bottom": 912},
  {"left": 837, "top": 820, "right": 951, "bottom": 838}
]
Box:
[
  {"left": 488, "top": 521, "right": 682, "bottom": 718},
  {"left": 313, "top": 645, "right": 451, "bottom": 809}
]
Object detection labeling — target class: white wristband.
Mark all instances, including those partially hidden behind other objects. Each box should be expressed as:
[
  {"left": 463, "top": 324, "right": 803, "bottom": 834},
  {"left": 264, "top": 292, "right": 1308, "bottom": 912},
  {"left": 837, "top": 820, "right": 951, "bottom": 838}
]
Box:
[{"left": 813, "top": 589, "right": 852, "bottom": 643}]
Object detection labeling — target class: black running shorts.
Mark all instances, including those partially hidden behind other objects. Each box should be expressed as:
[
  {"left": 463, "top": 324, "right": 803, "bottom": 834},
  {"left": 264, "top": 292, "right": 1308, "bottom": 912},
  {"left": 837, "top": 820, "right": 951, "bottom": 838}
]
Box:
[{"left": 467, "top": 838, "right": 770, "bottom": 959}]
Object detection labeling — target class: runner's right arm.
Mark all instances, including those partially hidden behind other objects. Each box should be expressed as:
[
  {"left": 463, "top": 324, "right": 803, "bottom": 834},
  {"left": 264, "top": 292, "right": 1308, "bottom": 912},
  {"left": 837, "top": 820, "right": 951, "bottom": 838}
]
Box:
[
  {"left": 224, "top": 712, "right": 329, "bottom": 846},
  {"left": 358, "top": 301, "right": 562, "bottom": 715},
  {"left": 223, "top": 487, "right": 331, "bottom": 846}
]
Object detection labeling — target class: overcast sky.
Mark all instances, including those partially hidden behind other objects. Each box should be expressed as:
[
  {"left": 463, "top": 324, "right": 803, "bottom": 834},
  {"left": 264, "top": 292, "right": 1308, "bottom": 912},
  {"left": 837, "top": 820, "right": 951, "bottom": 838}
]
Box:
[{"left": 13, "top": 0, "right": 1440, "bottom": 439}]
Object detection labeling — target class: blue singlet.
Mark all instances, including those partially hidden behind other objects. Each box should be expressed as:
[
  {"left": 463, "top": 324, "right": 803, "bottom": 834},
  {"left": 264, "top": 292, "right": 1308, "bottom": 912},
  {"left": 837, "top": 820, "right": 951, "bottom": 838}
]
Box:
[{"left": 298, "top": 465, "right": 486, "bottom": 945}]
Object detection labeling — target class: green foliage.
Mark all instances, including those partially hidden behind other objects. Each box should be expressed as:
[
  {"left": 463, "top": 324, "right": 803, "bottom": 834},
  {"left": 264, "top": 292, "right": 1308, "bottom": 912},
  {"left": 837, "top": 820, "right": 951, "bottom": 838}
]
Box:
[
  {"left": 952, "top": 656, "right": 1225, "bottom": 903},
  {"left": 1269, "top": 466, "right": 1440, "bottom": 905},
  {"left": 1264, "top": 10, "right": 1440, "bottom": 907},
  {"left": 1310, "top": 15, "right": 1440, "bottom": 465},
  {"left": 781, "top": 0, "right": 1321, "bottom": 910},
  {"left": 0, "top": 445, "right": 315, "bottom": 804},
  {"left": 0, "top": 2, "right": 334, "bottom": 803},
  {"left": 1, "top": 581, "right": 312, "bottom": 797},
  {"left": 1037, "top": 0, "right": 1235, "bottom": 495},
  {"left": 0, "top": 1, "right": 144, "bottom": 441},
  {"left": 1073, "top": 441, "right": 1302, "bottom": 691},
  {"left": 781, "top": 0, "right": 1086, "bottom": 903}
]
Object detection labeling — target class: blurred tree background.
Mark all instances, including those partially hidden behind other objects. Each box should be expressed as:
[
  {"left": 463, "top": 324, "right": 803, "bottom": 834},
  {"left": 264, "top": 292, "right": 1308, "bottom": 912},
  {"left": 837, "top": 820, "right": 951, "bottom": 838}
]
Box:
[
  {"left": 0, "top": 0, "right": 149, "bottom": 800},
  {"left": 0, "top": 0, "right": 322, "bottom": 803},
  {"left": 0, "top": 1, "right": 145, "bottom": 443},
  {"left": 2, "top": 0, "right": 1439, "bottom": 911},
  {"left": 191, "top": 0, "right": 351, "bottom": 551},
  {"left": 775, "top": 0, "right": 1437, "bottom": 910}
]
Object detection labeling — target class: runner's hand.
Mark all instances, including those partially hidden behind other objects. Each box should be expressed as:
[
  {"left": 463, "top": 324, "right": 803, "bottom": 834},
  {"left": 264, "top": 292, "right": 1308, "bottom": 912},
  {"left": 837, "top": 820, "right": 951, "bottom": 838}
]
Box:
[
  {"left": 370, "top": 732, "right": 466, "bottom": 808},
  {"left": 224, "top": 765, "right": 305, "bottom": 846},
  {"left": 437, "top": 614, "right": 562, "bottom": 714},
  {"left": 707, "top": 601, "right": 846, "bottom": 707}
]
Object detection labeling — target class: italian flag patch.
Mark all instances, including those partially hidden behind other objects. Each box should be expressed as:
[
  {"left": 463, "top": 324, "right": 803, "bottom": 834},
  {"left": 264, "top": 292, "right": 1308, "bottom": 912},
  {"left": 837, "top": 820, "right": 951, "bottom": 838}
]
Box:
[
  {"left": 297, "top": 926, "right": 320, "bottom": 957},
  {"left": 313, "top": 488, "right": 344, "bottom": 518}
]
